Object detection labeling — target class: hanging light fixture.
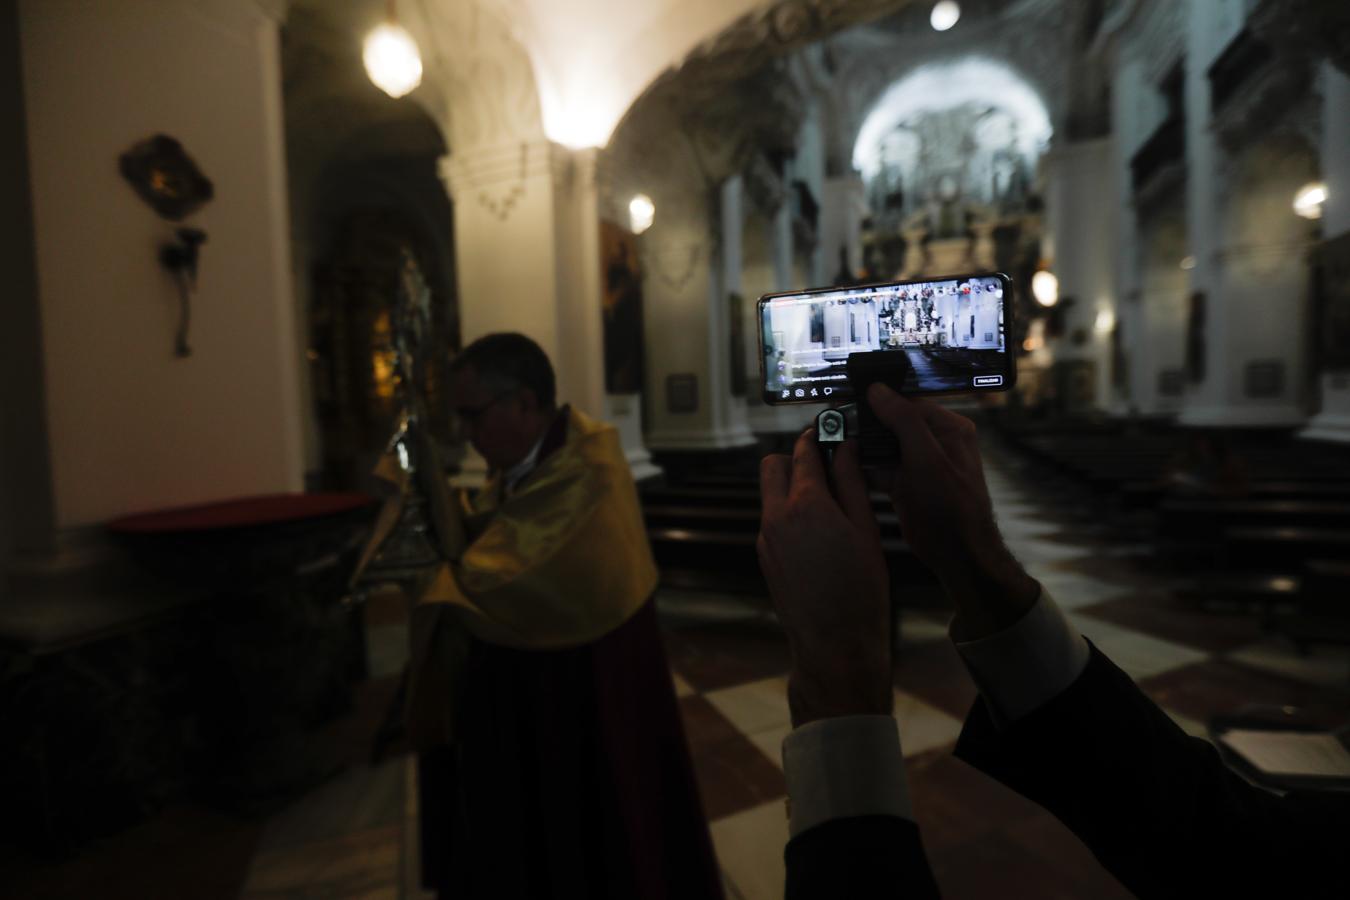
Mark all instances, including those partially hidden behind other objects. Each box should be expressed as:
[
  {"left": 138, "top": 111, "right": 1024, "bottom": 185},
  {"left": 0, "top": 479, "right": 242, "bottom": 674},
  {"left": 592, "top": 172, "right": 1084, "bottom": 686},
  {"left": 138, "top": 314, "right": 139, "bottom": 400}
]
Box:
[
  {"left": 364, "top": 0, "right": 423, "bottom": 99},
  {"left": 1293, "top": 182, "right": 1326, "bottom": 220},
  {"left": 930, "top": 1, "right": 961, "bottom": 31},
  {"left": 629, "top": 194, "right": 655, "bottom": 235},
  {"left": 1032, "top": 269, "right": 1059, "bottom": 307}
]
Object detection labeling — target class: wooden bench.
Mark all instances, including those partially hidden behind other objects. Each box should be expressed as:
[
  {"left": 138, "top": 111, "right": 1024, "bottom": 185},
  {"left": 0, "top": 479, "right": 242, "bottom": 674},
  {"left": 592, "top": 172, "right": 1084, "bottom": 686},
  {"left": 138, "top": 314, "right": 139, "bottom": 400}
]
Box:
[
  {"left": 1160, "top": 499, "right": 1350, "bottom": 540},
  {"left": 1220, "top": 527, "right": 1350, "bottom": 571},
  {"left": 643, "top": 503, "right": 902, "bottom": 535},
  {"left": 647, "top": 525, "right": 933, "bottom": 584},
  {"left": 1274, "top": 560, "right": 1350, "bottom": 658},
  {"left": 1120, "top": 480, "right": 1350, "bottom": 511},
  {"left": 641, "top": 485, "right": 894, "bottom": 514}
]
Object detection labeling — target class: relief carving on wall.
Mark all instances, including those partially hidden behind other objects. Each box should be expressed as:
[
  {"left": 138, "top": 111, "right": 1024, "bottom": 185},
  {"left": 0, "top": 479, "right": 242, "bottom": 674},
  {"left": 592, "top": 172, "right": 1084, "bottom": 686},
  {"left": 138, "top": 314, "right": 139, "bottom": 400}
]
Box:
[{"left": 428, "top": 0, "right": 544, "bottom": 152}]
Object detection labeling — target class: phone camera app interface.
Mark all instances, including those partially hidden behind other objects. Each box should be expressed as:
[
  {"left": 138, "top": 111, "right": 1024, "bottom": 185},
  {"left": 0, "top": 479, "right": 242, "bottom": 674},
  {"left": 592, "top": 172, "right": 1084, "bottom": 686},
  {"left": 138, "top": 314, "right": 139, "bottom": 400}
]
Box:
[{"left": 762, "top": 276, "right": 1007, "bottom": 400}]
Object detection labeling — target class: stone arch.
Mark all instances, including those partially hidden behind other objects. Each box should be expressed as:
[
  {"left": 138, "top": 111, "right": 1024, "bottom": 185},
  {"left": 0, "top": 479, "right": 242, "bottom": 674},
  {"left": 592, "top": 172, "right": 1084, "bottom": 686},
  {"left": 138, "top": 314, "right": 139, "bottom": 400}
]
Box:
[
  {"left": 283, "top": 3, "right": 459, "bottom": 481},
  {"left": 850, "top": 56, "right": 1055, "bottom": 181}
]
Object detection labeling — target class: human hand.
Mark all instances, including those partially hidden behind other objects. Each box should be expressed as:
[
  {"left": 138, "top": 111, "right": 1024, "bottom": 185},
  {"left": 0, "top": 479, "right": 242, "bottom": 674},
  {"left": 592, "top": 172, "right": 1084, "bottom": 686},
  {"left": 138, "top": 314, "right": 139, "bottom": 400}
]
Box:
[
  {"left": 758, "top": 430, "right": 892, "bottom": 727},
  {"left": 866, "top": 383, "right": 1040, "bottom": 640}
]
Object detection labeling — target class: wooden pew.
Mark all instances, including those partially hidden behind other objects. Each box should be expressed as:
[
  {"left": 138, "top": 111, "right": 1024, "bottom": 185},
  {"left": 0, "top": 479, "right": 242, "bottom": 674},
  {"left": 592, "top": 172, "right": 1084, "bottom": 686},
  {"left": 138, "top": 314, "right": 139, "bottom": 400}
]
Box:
[
  {"left": 1220, "top": 527, "right": 1350, "bottom": 571},
  {"left": 641, "top": 485, "right": 893, "bottom": 514},
  {"left": 643, "top": 503, "right": 902, "bottom": 535},
  {"left": 1120, "top": 479, "right": 1350, "bottom": 511},
  {"left": 1159, "top": 499, "right": 1350, "bottom": 545},
  {"left": 647, "top": 526, "right": 936, "bottom": 596},
  {"left": 1274, "top": 560, "right": 1350, "bottom": 659}
]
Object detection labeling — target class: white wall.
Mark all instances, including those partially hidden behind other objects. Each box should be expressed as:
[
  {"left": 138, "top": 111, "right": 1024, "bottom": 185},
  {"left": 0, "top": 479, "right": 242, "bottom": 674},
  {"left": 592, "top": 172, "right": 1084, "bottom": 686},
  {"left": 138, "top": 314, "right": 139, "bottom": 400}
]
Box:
[
  {"left": 792, "top": 99, "right": 828, "bottom": 286},
  {"left": 19, "top": 0, "right": 304, "bottom": 528}
]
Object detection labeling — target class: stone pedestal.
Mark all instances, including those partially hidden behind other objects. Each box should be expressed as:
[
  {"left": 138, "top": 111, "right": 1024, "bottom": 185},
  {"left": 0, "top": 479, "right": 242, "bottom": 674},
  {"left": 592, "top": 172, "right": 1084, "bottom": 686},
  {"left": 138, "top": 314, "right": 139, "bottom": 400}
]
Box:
[{"left": 1300, "top": 373, "right": 1350, "bottom": 444}]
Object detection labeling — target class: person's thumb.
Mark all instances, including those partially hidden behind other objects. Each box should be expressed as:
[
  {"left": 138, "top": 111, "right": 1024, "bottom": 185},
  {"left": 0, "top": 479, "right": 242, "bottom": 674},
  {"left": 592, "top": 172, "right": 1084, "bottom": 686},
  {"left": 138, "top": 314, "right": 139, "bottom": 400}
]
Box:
[{"left": 867, "top": 383, "right": 942, "bottom": 464}]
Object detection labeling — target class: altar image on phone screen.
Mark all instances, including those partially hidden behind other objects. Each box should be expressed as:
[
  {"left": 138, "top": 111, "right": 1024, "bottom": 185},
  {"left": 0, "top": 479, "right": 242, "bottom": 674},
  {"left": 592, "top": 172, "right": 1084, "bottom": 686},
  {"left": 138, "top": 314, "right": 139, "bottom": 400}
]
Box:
[{"left": 759, "top": 275, "right": 1009, "bottom": 402}]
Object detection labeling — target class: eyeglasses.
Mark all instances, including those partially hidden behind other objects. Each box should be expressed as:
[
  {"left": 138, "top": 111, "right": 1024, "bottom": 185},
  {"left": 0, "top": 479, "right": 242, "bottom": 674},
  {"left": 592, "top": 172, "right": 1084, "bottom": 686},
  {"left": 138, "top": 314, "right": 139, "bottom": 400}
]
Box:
[{"left": 450, "top": 390, "right": 514, "bottom": 432}]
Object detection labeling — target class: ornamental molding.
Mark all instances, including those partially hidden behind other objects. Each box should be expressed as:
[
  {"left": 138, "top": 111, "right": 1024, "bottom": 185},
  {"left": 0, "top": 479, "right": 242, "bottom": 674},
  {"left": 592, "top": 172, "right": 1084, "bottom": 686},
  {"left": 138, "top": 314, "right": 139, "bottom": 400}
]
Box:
[
  {"left": 419, "top": 0, "right": 546, "bottom": 153},
  {"left": 641, "top": 241, "right": 711, "bottom": 294},
  {"left": 437, "top": 141, "right": 568, "bottom": 221},
  {"left": 251, "top": 0, "right": 290, "bottom": 25}
]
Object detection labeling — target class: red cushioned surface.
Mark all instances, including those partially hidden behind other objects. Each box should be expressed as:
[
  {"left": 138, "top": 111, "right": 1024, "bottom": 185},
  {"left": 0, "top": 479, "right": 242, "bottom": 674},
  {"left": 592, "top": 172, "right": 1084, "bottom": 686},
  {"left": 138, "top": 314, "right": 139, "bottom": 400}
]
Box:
[{"left": 108, "top": 492, "right": 376, "bottom": 534}]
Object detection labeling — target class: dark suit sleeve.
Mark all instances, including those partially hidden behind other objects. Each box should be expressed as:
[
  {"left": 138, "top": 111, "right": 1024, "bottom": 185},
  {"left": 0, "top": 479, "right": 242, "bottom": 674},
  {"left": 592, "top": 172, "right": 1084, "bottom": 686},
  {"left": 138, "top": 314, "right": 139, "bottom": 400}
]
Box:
[
  {"left": 955, "top": 644, "right": 1350, "bottom": 899},
  {"left": 785, "top": 815, "right": 940, "bottom": 899}
]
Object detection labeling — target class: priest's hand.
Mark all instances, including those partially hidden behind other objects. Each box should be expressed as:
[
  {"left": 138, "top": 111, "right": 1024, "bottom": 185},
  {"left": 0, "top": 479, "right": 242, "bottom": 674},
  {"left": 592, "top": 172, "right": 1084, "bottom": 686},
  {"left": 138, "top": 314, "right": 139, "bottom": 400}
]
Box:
[
  {"left": 864, "top": 383, "right": 1040, "bottom": 641},
  {"left": 758, "top": 430, "right": 892, "bottom": 727}
]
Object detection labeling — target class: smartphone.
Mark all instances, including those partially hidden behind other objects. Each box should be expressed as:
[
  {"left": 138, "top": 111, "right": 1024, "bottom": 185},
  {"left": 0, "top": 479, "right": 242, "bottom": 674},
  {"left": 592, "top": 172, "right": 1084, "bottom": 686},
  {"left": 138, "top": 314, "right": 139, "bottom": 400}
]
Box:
[{"left": 757, "top": 273, "right": 1016, "bottom": 404}]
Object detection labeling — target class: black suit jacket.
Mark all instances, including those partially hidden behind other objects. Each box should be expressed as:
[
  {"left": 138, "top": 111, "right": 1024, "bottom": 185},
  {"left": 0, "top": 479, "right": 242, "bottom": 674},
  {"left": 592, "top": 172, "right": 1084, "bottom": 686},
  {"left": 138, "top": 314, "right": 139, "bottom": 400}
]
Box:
[{"left": 785, "top": 646, "right": 1350, "bottom": 898}]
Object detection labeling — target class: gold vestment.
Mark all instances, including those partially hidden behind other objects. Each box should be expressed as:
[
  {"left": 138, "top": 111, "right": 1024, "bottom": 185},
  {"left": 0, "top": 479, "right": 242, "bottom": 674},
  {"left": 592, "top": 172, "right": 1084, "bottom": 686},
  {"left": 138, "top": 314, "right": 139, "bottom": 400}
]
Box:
[{"left": 405, "top": 407, "right": 657, "bottom": 746}]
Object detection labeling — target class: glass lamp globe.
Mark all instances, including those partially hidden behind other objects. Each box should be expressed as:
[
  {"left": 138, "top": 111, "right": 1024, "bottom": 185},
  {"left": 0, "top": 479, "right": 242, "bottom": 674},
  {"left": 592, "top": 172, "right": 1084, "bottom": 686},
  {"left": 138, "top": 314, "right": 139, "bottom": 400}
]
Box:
[
  {"left": 629, "top": 194, "right": 655, "bottom": 235},
  {"left": 364, "top": 23, "right": 423, "bottom": 99},
  {"left": 930, "top": 1, "right": 961, "bottom": 31},
  {"left": 1293, "top": 182, "right": 1326, "bottom": 220},
  {"left": 1032, "top": 270, "right": 1059, "bottom": 307}
]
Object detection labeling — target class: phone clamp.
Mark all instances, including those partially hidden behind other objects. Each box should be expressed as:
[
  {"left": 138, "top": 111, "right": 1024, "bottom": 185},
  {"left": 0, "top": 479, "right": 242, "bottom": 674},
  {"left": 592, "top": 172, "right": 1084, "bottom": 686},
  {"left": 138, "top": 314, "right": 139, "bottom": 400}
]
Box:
[{"left": 815, "top": 405, "right": 852, "bottom": 468}]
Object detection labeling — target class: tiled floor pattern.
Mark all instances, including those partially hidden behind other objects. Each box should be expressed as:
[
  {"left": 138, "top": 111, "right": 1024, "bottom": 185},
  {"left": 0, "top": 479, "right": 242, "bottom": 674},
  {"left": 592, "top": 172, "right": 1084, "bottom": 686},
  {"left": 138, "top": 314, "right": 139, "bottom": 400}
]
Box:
[
  {"left": 11, "top": 458, "right": 1349, "bottom": 899},
  {"left": 668, "top": 457, "right": 1349, "bottom": 899}
]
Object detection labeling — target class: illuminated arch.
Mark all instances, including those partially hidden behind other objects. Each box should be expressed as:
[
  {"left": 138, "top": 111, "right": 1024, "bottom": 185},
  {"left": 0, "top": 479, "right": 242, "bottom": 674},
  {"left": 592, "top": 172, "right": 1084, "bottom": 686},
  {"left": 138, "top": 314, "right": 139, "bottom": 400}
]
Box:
[{"left": 852, "top": 56, "right": 1053, "bottom": 180}]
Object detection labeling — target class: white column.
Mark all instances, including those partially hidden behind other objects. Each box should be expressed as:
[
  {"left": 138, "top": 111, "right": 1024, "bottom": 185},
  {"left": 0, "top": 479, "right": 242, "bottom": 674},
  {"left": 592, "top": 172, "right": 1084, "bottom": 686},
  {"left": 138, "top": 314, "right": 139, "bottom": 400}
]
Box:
[
  {"left": 772, "top": 201, "right": 794, "bottom": 292},
  {"left": 642, "top": 176, "right": 755, "bottom": 450},
  {"left": 709, "top": 175, "right": 754, "bottom": 445},
  {"left": 1, "top": 0, "right": 56, "bottom": 567},
  {"left": 746, "top": 198, "right": 821, "bottom": 434},
  {"left": 1111, "top": 55, "right": 1153, "bottom": 414},
  {"left": 564, "top": 151, "right": 660, "bottom": 479},
  {"left": 1178, "top": 0, "right": 1225, "bottom": 424},
  {"left": 441, "top": 142, "right": 657, "bottom": 480},
  {"left": 1044, "top": 138, "right": 1118, "bottom": 411},
  {"left": 818, "top": 173, "right": 867, "bottom": 279},
  {"left": 19, "top": 0, "right": 304, "bottom": 536},
  {"left": 1179, "top": 0, "right": 1309, "bottom": 428},
  {"left": 1301, "top": 63, "right": 1350, "bottom": 443},
  {"left": 441, "top": 143, "right": 603, "bottom": 416}
]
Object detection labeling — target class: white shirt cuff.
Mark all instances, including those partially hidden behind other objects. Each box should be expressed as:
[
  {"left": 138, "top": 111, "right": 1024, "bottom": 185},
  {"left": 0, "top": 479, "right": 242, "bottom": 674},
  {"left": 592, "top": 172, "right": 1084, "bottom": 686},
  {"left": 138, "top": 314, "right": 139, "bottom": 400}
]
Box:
[
  {"left": 952, "top": 586, "right": 1090, "bottom": 724},
  {"left": 781, "top": 714, "right": 913, "bottom": 838}
]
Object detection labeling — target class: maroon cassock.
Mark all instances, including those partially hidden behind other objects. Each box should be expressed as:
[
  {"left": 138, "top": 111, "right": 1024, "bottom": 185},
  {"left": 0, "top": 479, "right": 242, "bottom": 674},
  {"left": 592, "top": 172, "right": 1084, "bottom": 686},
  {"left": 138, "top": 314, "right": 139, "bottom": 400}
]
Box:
[{"left": 417, "top": 409, "right": 723, "bottom": 898}]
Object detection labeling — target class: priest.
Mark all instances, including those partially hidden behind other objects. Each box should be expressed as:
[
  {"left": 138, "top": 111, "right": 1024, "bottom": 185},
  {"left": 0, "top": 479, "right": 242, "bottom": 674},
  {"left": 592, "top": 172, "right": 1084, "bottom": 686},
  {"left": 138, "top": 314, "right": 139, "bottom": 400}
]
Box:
[{"left": 410, "top": 332, "right": 721, "bottom": 900}]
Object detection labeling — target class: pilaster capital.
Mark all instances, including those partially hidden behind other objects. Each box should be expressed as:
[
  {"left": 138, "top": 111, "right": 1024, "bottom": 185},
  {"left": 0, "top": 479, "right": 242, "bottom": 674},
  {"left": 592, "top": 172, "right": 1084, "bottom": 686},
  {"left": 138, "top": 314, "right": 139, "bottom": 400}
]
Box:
[
  {"left": 250, "top": 0, "right": 290, "bottom": 25},
  {"left": 437, "top": 141, "right": 575, "bottom": 222},
  {"left": 640, "top": 238, "right": 714, "bottom": 296}
]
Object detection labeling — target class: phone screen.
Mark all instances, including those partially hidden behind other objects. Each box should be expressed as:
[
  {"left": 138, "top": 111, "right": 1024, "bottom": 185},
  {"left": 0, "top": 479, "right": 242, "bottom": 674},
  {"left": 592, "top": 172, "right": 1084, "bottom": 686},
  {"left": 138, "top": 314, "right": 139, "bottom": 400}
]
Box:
[{"left": 758, "top": 273, "right": 1014, "bottom": 404}]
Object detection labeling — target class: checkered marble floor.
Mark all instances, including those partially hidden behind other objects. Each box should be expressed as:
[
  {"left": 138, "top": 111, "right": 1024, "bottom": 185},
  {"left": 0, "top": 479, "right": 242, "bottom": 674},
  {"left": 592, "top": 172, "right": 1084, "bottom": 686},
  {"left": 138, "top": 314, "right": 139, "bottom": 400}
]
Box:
[
  {"left": 226, "top": 455, "right": 1350, "bottom": 900},
  {"left": 225, "top": 454, "right": 1349, "bottom": 900},
  {"left": 662, "top": 457, "right": 1350, "bottom": 900},
  {"left": 33, "top": 458, "right": 1347, "bottom": 900}
]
